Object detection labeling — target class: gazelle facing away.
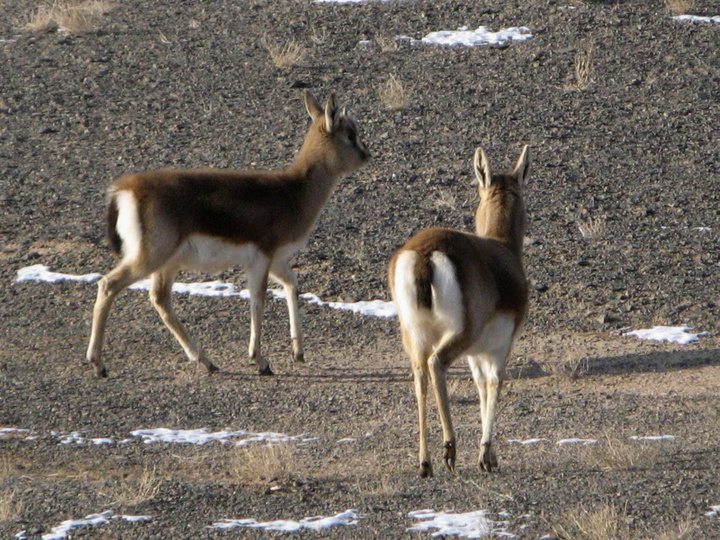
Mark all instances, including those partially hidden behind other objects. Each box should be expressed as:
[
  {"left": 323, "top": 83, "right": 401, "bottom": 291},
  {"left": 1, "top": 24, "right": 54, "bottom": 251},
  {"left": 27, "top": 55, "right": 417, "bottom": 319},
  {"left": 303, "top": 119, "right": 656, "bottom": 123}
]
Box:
[
  {"left": 86, "top": 91, "right": 369, "bottom": 378},
  {"left": 389, "top": 146, "right": 530, "bottom": 477}
]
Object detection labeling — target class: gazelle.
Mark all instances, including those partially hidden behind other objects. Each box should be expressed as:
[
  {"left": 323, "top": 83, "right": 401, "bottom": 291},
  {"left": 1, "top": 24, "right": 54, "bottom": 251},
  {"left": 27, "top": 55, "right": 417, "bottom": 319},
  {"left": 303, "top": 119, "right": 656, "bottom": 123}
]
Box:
[
  {"left": 86, "top": 91, "right": 369, "bottom": 378},
  {"left": 389, "top": 145, "right": 530, "bottom": 477}
]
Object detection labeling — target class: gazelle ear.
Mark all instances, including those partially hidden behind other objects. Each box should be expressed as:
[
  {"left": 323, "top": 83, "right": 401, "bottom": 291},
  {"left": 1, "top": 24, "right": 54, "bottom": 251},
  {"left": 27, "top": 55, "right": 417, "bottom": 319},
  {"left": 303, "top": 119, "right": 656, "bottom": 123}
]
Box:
[
  {"left": 324, "top": 93, "right": 338, "bottom": 133},
  {"left": 512, "top": 145, "right": 530, "bottom": 188},
  {"left": 304, "top": 91, "right": 323, "bottom": 121},
  {"left": 473, "top": 147, "right": 492, "bottom": 189}
]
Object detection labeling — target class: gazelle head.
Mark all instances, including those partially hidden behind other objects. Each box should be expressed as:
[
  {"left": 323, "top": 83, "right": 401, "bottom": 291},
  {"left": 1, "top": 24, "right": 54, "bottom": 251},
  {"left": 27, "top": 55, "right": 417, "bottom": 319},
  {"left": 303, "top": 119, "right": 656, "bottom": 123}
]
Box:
[
  {"left": 299, "top": 91, "right": 370, "bottom": 176},
  {"left": 473, "top": 145, "right": 530, "bottom": 254}
]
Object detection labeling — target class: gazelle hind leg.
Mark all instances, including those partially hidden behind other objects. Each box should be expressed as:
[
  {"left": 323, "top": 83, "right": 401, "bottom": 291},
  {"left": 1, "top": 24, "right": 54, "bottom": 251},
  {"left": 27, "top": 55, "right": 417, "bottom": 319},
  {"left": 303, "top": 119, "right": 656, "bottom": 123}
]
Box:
[
  {"left": 270, "top": 259, "right": 304, "bottom": 363},
  {"left": 149, "top": 270, "right": 218, "bottom": 374},
  {"left": 86, "top": 263, "right": 148, "bottom": 377},
  {"left": 428, "top": 338, "right": 465, "bottom": 473}
]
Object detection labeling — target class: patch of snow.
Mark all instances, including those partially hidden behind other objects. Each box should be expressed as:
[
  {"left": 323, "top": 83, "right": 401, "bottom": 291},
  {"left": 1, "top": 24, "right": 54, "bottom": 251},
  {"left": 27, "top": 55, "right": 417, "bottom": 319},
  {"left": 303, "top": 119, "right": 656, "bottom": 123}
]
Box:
[
  {"left": 623, "top": 326, "right": 706, "bottom": 345},
  {"left": 408, "top": 509, "right": 514, "bottom": 538},
  {"left": 629, "top": 435, "right": 675, "bottom": 442},
  {"left": 0, "top": 428, "right": 30, "bottom": 436},
  {"left": 557, "top": 438, "right": 598, "bottom": 445},
  {"left": 336, "top": 437, "right": 356, "bottom": 444},
  {"left": 508, "top": 438, "right": 548, "bottom": 445},
  {"left": 130, "top": 427, "right": 313, "bottom": 446},
  {"left": 39, "top": 510, "right": 151, "bottom": 540},
  {"left": 56, "top": 432, "right": 114, "bottom": 445},
  {"left": 209, "top": 509, "right": 363, "bottom": 531},
  {"left": 17, "top": 264, "right": 101, "bottom": 284},
  {"left": 16, "top": 265, "right": 397, "bottom": 318},
  {"left": 673, "top": 15, "right": 720, "bottom": 24},
  {"left": 417, "top": 26, "right": 533, "bottom": 47}
]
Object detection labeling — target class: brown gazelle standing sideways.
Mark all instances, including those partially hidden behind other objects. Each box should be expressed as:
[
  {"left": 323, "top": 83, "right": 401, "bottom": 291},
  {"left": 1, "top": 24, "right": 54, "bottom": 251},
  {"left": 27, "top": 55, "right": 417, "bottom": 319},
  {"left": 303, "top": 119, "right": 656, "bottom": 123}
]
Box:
[
  {"left": 86, "top": 92, "right": 369, "bottom": 378},
  {"left": 389, "top": 145, "right": 530, "bottom": 477}
]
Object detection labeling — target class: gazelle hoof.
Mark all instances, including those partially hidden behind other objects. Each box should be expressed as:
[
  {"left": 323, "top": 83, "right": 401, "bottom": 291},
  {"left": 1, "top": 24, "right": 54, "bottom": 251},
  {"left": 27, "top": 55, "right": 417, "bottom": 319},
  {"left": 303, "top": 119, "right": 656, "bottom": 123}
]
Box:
[
  {"left": 479, "top": 443, "right": 498, "bottom": 472},
  {"left": 258, "top": 365, "right": 274, "bottom": 376},
  {"left": 205, "top": 362, "right": 219, "bottom": 374},
  {"left": 294, "top": 352, "right": 305, "bottom": 363},
  {"left": 419, "top": 460, "right": 433, "bottom": 478},
  {"left": 443, "top": 440, "right": 456, "bottom": 472}
]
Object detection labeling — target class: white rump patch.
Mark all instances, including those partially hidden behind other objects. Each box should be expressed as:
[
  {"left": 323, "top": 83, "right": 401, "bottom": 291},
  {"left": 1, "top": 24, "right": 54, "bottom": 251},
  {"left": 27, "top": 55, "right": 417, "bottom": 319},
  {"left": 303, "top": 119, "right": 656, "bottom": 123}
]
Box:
[
  {"left": 430, "top": 251, "right": 464, "bottom": 336},
  {"left": 392, "top": 250, "right": 420, "bottom": 324},
  {"left": 114, "top": 191, "right": 142, "bottom": 262}
]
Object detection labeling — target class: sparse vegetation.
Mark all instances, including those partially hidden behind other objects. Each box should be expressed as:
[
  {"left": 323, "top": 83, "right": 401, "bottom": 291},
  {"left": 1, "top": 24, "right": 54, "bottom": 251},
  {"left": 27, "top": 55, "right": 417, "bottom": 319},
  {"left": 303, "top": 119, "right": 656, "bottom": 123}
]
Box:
[
  {"left": 0, "top": 489, "right": 23, "bottom": 524},
  {"left": 376, "top": 35, "right": 398, "bottom": 51},
  {"left": 103, "top": 466, "right": 162, "bottom": 506},
  {"left": 578, "top": 434, "right": 661, "bottom": 471},
  {"left": 377, "top": 74, "right": 413, "bottom": 110},
  {"left": 552, "top": 503, "right": 632, "bottom": 540},
  {"left": 567, "top": 43, "right": 595, "bottom": 91},
  {"left": 578, "top": 216, "right": 606, "bottom": 239},
  {"left": 232, "top": 443, "right": 294, "bottom": 484},
  {"left": 664, "top": 0, "right": 695, "bottom": 15},
  {"left": 262, "top": 36, "right": 306, "bottom": 69},
  {"left": 541, "top": 351, "right": 588, "bottom": 378},
  {"left": 23, "top": 1, "right": 114, "bottom": 34}
]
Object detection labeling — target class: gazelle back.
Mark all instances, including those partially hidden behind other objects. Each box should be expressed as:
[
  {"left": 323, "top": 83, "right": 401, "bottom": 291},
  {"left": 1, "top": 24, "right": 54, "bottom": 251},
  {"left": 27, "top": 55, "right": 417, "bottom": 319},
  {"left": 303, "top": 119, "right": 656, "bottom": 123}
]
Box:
[
  {"left": 86, "top": 92, "right": 369, "bottom": 378},
  {"left": 389, "top": 145, "right": 530, "bottom": 477}
]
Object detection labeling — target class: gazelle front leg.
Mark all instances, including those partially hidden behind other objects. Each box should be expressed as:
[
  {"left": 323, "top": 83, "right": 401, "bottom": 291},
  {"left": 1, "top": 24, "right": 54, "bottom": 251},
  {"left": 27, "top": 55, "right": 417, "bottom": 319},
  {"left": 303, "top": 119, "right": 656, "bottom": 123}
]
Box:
[
  {"left": 270, "top": 259, "right": 304, "bottom": 363},
  {"left": 469, "top": 356, "right": 504, "bottom": 472},
  {"left": 246, "top": 256, "right": 273, "bottom": 376}
]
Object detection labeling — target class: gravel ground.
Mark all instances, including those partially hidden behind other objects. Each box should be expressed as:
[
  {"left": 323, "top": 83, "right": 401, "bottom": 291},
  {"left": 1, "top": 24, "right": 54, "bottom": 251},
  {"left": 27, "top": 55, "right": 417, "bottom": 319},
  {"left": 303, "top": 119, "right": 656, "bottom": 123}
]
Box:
[{"left": 1, "top": 0, "right": 719, "bottom": 538}]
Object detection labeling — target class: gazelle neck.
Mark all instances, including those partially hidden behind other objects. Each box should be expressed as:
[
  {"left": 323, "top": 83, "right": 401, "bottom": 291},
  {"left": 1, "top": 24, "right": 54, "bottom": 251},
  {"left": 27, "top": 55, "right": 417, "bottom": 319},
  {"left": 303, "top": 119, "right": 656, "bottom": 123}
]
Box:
[{"left": 475, "top": 189, "right": 526, "bottom": 257}]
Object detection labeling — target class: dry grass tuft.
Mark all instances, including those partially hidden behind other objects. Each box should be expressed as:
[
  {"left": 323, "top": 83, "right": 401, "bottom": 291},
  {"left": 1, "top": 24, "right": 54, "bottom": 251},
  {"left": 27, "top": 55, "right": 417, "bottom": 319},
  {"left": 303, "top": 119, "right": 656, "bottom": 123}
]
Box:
[
  {"left": 376, "top": 35, "right": 398, "bottom": 51},
  {"left": 310, "top": 26, "right": 328, "bottom": 45},
  {"left": 23, "top": 1, "right": 114, "bottom": 33},
  {"left": 648, "top": 516, "right": 696, "bottom": 540},
  {"left": 541, "top": 351, "right": 588, "bottom": 378},
  {"left": 552, "top": 503, "right": 631, "bottom": 540},
  {"left": 262, "top": 36, "right": 306, "bottom": 69},
  {"left": 578, "top": 216, "right": 606, "bottom": 239},
  {"left": 566, "top": 44, "right": 594, "bottom": 91},
  {"left": 0, "top": 489, "right": 23, "bottom": 524},
  {"left": 104, "top": 466, "right": 162, "bottom": 506},
  {"left": 377, "top": 74, "right": 413, "bottom": 110},
  {"left": 664, "top": 0, "right": 695, "bottom": 15},
  {"left": 578, "top": 434, "right": 661, "bottom": 471},
  {"left": 233, "top": 443, "right": 294, "bottom": 484}
]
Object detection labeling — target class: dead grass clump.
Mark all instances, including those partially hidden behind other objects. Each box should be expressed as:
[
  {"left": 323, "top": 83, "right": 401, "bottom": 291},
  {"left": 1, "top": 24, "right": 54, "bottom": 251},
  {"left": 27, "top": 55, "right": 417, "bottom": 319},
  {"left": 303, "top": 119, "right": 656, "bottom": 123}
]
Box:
[
  {"left": 377, "top": 74, "right": 413, "bottom": 110},
  {"left": 578, "top": 434, "right": 660, "bottom": 471},
  {"left": 552, "top": 503, "right": 631, "bottom": 540},
  {"left": 0, "top": 489, "right": 23, "bottom": 524},
  {"left": 541, "top": 352, "right": 588, "bottom": 378},
  {"left": 664, "top": 0, "right": 695, "bottom": 15},
  {"left": 578, "top": 216, "right": 607, "bottom": 239},
  {"left": 24, "top": 1, "right": 114, "bottom": 34},
  {"left": 104, "top": 466, "right": 162, "bottom": 506},
  {"left": 233, "top": 443, "right": 294, "bottom": 484},
  {"left": 647, "top": 516, "right": 696, "bottom": 540},
  {"left": 376, "top": 35, "right": 398, "bottom": 51},
  {"left": 262, "top": 36, "right": 306, "bottom": 69},
  {"left": 566, "top": 44, "right": 594, "bottom": 91}
]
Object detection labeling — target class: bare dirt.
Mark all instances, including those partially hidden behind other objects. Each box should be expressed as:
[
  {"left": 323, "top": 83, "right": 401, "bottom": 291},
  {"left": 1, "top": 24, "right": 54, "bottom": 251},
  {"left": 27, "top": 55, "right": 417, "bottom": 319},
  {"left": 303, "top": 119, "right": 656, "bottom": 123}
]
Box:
[{"left": 1, "top": 0, "right": 719, "bottom": 538}]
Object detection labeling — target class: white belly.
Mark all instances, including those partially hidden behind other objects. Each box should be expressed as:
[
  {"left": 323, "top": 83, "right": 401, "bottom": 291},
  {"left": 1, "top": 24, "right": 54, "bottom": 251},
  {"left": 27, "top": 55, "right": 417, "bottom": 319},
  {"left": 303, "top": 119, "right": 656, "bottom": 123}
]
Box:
[{"left": 173, "top": 235, "right": 265, "bottom": 273}]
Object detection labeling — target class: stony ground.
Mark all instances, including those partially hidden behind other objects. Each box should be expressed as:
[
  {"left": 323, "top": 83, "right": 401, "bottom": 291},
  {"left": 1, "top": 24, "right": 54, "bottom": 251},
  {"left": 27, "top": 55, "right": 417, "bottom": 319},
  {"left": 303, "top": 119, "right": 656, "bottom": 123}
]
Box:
[{"left": 1, "top": 0, "right": 719, "bottom": 538}]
